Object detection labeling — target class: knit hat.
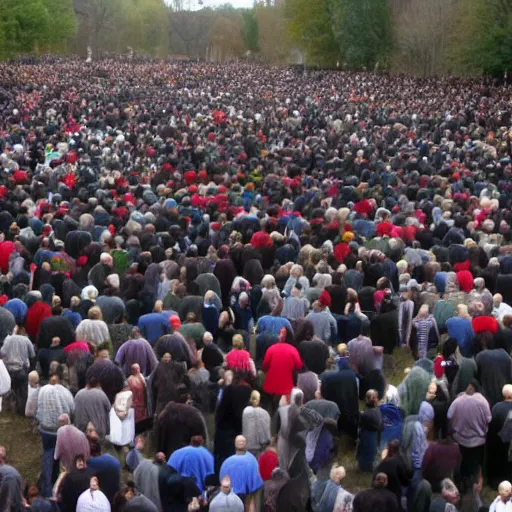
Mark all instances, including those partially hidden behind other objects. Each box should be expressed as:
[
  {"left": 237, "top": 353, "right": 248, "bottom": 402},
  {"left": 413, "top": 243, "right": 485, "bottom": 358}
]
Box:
[
  {"left": 456, "top": 270, "right": 473, "bottom": 293},
  {"left": 169, "top": 315, "right": 182, "bottom": 331},
  {"left": 318, "top": 290, "right": 331, "bottom": 308},
  {"left": 472, "top": 315, "right": 499, "bottom": 334}
]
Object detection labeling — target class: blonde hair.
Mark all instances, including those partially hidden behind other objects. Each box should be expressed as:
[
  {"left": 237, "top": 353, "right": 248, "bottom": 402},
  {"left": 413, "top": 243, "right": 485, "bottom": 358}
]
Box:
[
  {"left": 250, "top": 390, "right": 261, "bottom": 407},
  {"left": 330, "top": 464, "right": 346, "bottom": 482},
  {"left": 88, "top": 306, "right": 103, "bottom": 321},
  {"left": 261, "top": 274, "right": 276, "bottom": 289},
  {"left": 232, "top": 334, "right": 245, "bottom": 350}
]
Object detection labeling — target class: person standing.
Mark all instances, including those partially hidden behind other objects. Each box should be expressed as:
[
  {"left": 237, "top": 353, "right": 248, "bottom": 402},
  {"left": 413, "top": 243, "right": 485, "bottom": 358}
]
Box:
[
  {"left": 447, "top": 380, "right": 491, "bottom": 483},
  {"left": 0, "top": 322, "right": 34, "bottom": 415},
  {"left": 36, "top": 375, "right": 75, "bottom": 497},
  {"left": 219, "top": 436, "right": 263, "bottom": 507}
]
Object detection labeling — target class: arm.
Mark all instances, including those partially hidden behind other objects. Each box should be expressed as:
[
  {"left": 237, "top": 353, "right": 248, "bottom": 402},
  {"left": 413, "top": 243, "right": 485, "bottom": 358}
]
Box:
[{"left": 249, "top": 358, "right": 257, "bottom": 378}]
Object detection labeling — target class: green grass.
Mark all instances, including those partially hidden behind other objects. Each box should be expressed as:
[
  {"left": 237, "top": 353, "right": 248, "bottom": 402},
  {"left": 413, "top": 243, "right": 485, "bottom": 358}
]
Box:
[{"left": 0, "top": 411, "right": 42, "bottom": 485}]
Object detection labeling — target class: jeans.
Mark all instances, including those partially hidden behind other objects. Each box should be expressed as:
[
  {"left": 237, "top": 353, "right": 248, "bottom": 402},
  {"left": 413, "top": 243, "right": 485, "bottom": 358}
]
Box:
[{"left": 39, "top": 429, "right": 58, "bottom": 497}]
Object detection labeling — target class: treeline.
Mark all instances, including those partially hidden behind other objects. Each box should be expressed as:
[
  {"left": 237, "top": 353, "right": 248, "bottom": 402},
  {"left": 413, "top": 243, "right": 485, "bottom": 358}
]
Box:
[{"left": 1, "top": 0, "right": 511, "bottom": 76}]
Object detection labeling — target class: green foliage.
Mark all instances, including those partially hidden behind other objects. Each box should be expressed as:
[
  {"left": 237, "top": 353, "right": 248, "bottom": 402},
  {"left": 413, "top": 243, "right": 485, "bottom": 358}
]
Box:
[
  {"left": 0, "top": 0, "right": 76, "bottom": 58},
  {"left": 331, "top": 0, "right": 393, "bottom": 70},
  {"left": 284, "top": 0, "right": 340, "bottom": 67},
  {"left": 42, "top": 0, "right": 77, "bottom": 52},
  {"left": 242, "top": 10, "right": 259, "bottom": 53},
  {"left": 452, "top": 0, "right": 512, "bottom": 76}
]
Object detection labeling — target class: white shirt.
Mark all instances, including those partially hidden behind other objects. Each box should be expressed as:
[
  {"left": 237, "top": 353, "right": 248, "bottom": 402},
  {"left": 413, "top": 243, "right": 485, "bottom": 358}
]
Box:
[{"left": 489, "top": 497, "right": 512, "bottom": 512}]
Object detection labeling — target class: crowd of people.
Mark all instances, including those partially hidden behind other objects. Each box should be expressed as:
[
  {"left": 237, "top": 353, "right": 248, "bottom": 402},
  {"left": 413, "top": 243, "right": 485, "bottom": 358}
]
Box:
[{"left": 0, "top": 57, "right": 512, "bottom": 511}]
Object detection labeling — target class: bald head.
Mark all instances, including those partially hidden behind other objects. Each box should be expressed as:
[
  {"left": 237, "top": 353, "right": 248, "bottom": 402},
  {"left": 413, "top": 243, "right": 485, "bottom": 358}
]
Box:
[
  {"left": 499, "top": 480, "right": 512, "bottom": 500},
  {"left": 494, "top": 294, "right": 503, "bottom": 307},
  {"left": 235, "top": 435, "right": 246, "bottom": 453},
  {"left": 220, "top": 476, "right": 231, "bottom": 495},
  {"left": 504, "top": 385, "right": 512, "bottom": 401}
]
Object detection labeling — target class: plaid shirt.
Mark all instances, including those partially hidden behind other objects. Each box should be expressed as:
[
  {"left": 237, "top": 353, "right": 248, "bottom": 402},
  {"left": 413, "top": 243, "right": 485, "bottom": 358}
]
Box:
[{"left": 36, "top": 384, "right": 74, "bottom": 432}]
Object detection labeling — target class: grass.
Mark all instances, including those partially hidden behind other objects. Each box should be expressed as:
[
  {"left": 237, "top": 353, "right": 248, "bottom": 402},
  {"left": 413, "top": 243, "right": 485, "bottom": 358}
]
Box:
[{"left": 0, "top": 347, "right": 497, "bottom": 504}]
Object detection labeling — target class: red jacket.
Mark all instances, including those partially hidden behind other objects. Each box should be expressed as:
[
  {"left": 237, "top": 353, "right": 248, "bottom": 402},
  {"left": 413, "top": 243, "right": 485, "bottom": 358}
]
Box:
[
  {"left": 25, "top": 301, "right": 52, "bottom": 342},
  {"left": 262, "top": 342, "right": 303, "bottom": 396}
]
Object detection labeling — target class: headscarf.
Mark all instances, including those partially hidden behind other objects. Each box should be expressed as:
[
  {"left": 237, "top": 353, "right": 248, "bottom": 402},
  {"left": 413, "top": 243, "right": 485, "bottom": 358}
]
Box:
[
  {"left": 81, "top": 285, "right": 98, "bottom": 301},
  {"left": 397, "top": 366, "right": 431, "bottom": 416}
]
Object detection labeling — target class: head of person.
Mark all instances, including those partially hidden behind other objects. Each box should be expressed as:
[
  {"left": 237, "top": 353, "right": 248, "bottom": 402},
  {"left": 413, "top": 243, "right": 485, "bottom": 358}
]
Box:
[
  {"left": 466, "top": 379, "right": 481, "bottom": 396},
  {"left": 162, "top": 352, "right": 172, "bottom": 363},
  {"left": 250, "top": 390, "right": 261, "bottom": 408},
  {"left": 90, "top": 476, "right": 100, "bottom": 492},
  {"left": 374, "top": 472, "right": 388, "bottom": 489},
  {"left": 185, "top": 312, "right": 196, "bottom": 324},
  {"left": 95, "top": 343, "right": 110, "bottom": 360},
  {"left": 88, "top": 306, "right": 103, "bottom": 321},
  {"left": 169, "top": 315, "right": 182, "bottom": 331},
  {"left": 498, "top": 481, "right": 512, "bottom": 502},
  {"left": 365, "top": 389, "right": 379, "bottom": 408},
  {"left": 220, "top": 476, "right": 232, "bottom": 495},
  {"left": 100, "top": 253, "right": 113, "bottom": 267},
  {"left": 278, "top": 326, "right": 294, "bottom": 345},
  {"left": 494, "top": 294, "right": 503, "bottom": 307},
  {"left": 503, "top": 384, "right": 512, "bottom": 402},
  {"left": 232, "top": 333, "right": 245, "bottom": 351},
  {"left": 153, "top": 300, "right": 163, "bottom": 313},
  {"left": 70, "top": 296, "right": 80, "bottom": 310},
  {"left": 330, "top": 464, "right": 346, "bottom": 485},
  {"left": 74, "top": 455, "right": 87, "bottom": 471},
  {"left": 28, "top": 371, "right": 39, "bottom": 388},
  {"left": 456, "top": 304, "right": 470, "bottom": 319},
  {"left": 190, "top": 435, "right": 205, "bottom": 447},
  {"left": 203, "top": 331, "right": 213, "bottom": 346},
  {"left": 441, "top": 479, "right": 459, "bottom": 506},
  {"left": 234, "top": 435, "right": 246, "bottom": 453},
  {"left": 385, "top": 439, "right": 400, "bottom": 459},
  {"left": 337, "top": 343, "right": 348, "bottom": 358},
  {"left": 261, "top": 274, "right": 276, "bottom": 290}
]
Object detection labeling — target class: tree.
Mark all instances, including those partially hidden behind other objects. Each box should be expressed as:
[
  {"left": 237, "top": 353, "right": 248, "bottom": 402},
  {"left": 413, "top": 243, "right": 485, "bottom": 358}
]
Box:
[
  {"left": 42, "top": 0, "right": 77, "bottom": 52},
  {"left": 329, "top": 0, "right": 393, "bottom": 70},
  {"left": 451, "top": 0, "right": 512, "bottom": 76},
  {"left": 0, "top": 0, "right": 51, "bottom": 57},
  {"left": 209, "top": 15, "right": 245, "bottom": 61},
  {"left": 73, "top": 0, "right": 124, "bottom": 54},
  {"left": 255, "top": 3, "right": 291, "bottom": 64},
  {"left": 242, "top": 9, "right": 259, "bottom": 53},
  {"left": 285, "top": 0, "right": 339, "bottom": 67}
]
